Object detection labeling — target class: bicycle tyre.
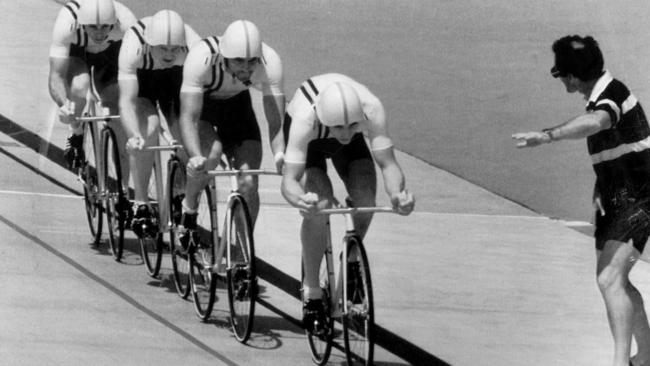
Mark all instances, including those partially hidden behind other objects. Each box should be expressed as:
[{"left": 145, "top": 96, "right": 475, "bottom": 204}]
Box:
[
  {"left": 81, "top": 122, "right": 103, "bottom": 244},
  {"left": 140, "top": 233, "right": 163, "bottom": 277},
  {"left": 226, "top": 195, "right": 256, "bottom": 343},
  {"left": 140, "top": 161, "right": 163, "bottom": 277},
  {"left": 189, "top": 184, "right": 217, "bottom": 320},
  {"left": 342, "top": 236, "right": 374, "bottom": 366},
  {"left": 168, "top": 158, "right": 191, "bottom": 298},
  {"left": 304, "top": 258, "right": 334, "bottom": 365},
  {"left": 102, "top": 127, "right": 126, "bottom": 261}
]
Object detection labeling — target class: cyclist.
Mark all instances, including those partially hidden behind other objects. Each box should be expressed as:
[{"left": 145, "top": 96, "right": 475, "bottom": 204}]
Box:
[
  {"left": 178, "top": 19, "right": 285, "bottom": 240},
  {"left": 49, "top": 0, "right": 137, "bottom": 170},
  {"left": 118, "top": 9, "right": 200, "bottom": 238},
  {"left": 280, "top": 73, "right": 415, "bottom": 332}
]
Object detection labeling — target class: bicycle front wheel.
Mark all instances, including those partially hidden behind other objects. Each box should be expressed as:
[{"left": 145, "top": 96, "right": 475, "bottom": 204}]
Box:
[
  {"left": 140, "top": 160, "right": 163, "bottom": 277},
  {"left": 304, "top": 257, "right": 334, "bottom": 365},
  {"left": 102, "top": 128, "right": 126, "bottom": 261},
  {"left": 342, "top": 236, "right": 374, "bottom": 366},
  {"left": 189, "top": 185, "right": 217, "bottom": 320},
  {"left": 226, "top": 195, "right": 256, "bottom": 343},
  {"left": 168, "top": 158, "right": 190, "bottom": 298},
  {"left": 81, "top": 123, "right": 102, "bottom": 243}
]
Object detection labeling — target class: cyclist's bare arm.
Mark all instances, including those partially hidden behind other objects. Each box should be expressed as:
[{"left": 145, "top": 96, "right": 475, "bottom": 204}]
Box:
[
  {"left": 262, "top": 93, "right": 285, "bottom": 157},
  {"left": 373, "top": 146, "right": 415, "bottom": 215},
  {"left": 179, "top": 91, "right": 205, "bottom": 158},
  {"left": 281, "top": 162, "right": 308, "bottom": 207},
  {"left": 118, "top": 78, "right": 141, "bottom": 139},
  {"left": 373, "top": 147, "right": 404, "bottom": 196},
  {"left": 48, "top": 57, "right": 70, "bottom": 107}
]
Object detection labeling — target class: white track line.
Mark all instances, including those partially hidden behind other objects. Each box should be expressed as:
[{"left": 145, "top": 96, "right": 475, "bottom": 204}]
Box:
[{"left": 0, "top": 188, "right": 594, "bottom": 228}]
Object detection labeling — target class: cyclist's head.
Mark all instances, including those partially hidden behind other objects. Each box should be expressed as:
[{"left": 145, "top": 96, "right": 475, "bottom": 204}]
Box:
[
  {"left": 145, "top": 10, "right": 186, "bottom": 47},
  {"left": 551, "top": 35, "right": 604, "bottom": 82},
  {"left": 220, "top": 20, "right": 262, "bottom": 59},
  {"left": 77, "top": 0, "right": 117, "bottom": 26},
  {"left": 315, "top": 82, "right": 366, "bottom": 128}
]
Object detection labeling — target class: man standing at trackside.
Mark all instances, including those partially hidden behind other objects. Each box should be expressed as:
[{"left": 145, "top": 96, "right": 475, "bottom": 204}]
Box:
[{"left": 513, "top": 35, "right": 650, "bottom": 366}]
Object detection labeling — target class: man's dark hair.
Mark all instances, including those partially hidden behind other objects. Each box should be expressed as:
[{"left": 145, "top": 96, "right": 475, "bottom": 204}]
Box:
[{"left": 551, "top": 35, "right": 604, "bottom": 81}]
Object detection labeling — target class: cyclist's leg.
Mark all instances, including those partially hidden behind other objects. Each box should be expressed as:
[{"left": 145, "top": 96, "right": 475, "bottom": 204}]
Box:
[
  {"left": 99, "top": 83, "right": 130, "bottom": 189},
  {"left": 332, "top": 136, "right": 377, "bottom": 239},
  {"left": 227, "top": 140, "right": 262, "bottom": 225},
  {"left": 130, "top": 98, "right": 159, "bottom": 203},
  {"left": 162, "top": 107, "right": 188, "bottom": 163},
  {"left": 64, "top": 59, "right": 90, "bottom": 168},
  {"left": 301, "top": 166, "right": 334, "bottom": 300},
  {"left": 182, "top": 119, "right": 221, "bottom": 213},
  {"left": 66, "top": 57, "right": 90, "bottom": 132}
]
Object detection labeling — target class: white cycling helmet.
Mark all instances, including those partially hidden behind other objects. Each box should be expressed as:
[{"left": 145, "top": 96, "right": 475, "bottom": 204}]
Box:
[
  {"left": 315, "top": 82, "right": 366, "bottom": 127},
  {"left": 77, "top": 0, "right": 117, "bottom": 26},
  {"left": 145, "top": 10, "right": 186, "bottom": 46},
  {"left": 220, "top": 20, "right": 262, "bottom": 59}
]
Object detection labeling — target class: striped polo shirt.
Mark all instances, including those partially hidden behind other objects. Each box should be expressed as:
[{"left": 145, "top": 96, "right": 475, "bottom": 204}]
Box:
[{"left": 587, "top": 70, "right": 650, "bottom": 199}]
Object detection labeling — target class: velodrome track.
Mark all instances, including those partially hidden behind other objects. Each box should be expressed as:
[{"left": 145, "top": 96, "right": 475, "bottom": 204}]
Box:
[{"left": 3, "top": 1, "right": 650, "bottom": 365}]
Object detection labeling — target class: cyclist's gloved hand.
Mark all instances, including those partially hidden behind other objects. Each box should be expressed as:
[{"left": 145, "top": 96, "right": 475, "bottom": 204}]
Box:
[
  {"left": 126, "top": 136, "right": 145, "bottom": 153},
  {"left": 187, "top": 156, "right": 207, "bottom": 178},
  {"left": 58, "top": 99, "right": 76, "bottom": 124},
  {"left": 298, "top": 192, "right": 320, "bottom": 218},
  {"left": 391, "top": 190, "right": 415, "bottom": 216}
]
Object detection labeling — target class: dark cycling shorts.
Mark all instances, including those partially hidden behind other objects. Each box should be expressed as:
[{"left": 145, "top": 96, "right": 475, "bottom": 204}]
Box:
[
  {"left": 69, "top": 40, "right": 121, "bottom": 93},
  {"left": 283, "top": 113, "right": 373, "bottom": 172},
  {"left": 136, "top": 66, "right": 183, "bottom": 118},
  {"left": 595, "top": 197, "right": 650, "bottom": 253},
  {"left": 200, "top": 91, "right": 261, "bottom": 151}
]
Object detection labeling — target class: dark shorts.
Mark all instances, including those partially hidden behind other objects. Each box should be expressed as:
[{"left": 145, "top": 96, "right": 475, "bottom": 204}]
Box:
[
  {"left": 69, "top": 40, "right": 122, "bottom": 93},
  {"left": 200, "top": 91, "right": 261, "bottom": 151},
  {"left": 595, "top": 197, "right": 650, "bottom": 252},
  {"left": 136, "top": 66, "right": 183, "bottom": 118},
  {"left": 283, "top": 113, "right": 373, "bottom": 172}
]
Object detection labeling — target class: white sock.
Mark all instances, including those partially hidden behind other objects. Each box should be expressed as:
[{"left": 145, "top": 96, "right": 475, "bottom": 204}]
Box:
[
  {"left": 181, "top": 198, "right": 197, "bottom": 214},
  {"left": 303, "top": 286, "right": 323, "bottom": 300}
]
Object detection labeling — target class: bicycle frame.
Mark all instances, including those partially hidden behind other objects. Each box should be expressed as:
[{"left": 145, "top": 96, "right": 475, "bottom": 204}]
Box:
[
  {"left": 141, "top": 143, "right": 183, "bottom": 232},
  {"left": 316, "top": 206, "right": 393, "bottom": 318},
  {"left": 205, "top": 164, "right": 279, "bottom": 273}
]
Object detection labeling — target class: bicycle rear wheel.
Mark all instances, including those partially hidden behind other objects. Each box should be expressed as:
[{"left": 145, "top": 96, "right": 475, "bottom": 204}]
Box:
[
  {"left": 226, "top": 195, "right": 256, "bottom": 343},
  {"left": 140, "top": 160, "right": 163, "bottom": 277},
  {"left": 190, "top": 185, "right": 217, "bottom": 320},
  {"left": 168, "top": 159, "right": 190, "bottom": 298},
  {"left": 304, "top": 256, "right": 334, "bottom": 365},
  {"left": 102, "top": 127, "right": 125, "bottom": 261},
  {"left": 81, "top": 122, "right": 102, "bottom": 244},
  {"left": 342, "top": 236, "right": 374, "bottom": 366}
]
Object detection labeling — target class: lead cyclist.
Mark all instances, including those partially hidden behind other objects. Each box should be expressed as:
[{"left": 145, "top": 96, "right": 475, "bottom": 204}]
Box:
[{"left": 280, "top": 73, "right": 415, "bottom": 332}]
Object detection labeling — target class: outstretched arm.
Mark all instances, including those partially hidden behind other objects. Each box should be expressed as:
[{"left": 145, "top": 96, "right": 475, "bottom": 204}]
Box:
[{"left": 512, "top": 110, "right": 611, "bottom": 148}]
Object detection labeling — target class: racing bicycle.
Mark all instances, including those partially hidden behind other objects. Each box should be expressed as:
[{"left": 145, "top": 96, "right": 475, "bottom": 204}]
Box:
[
  {"left": 75, "top": 67, "right": 125, "bottom": 260},
  {"left": 168, "top": 156, "right": 279, "bottom": 343},
  {"left": 304, "top": 199, "right": 395, "bottom": 366}
]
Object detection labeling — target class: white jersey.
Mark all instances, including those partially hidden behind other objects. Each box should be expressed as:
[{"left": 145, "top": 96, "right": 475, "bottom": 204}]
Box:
[
  {"left": 118, "top": 17, "right": 201, "bottom": 80},
  {"left": 284, "top": 73, "right": 394, "bottom": 165},
  {"left": 49, "top": 0, "right": 137, "bottom": 58},
  {"left": 180, "top": 36, "right": 284, "bottom": 99}
]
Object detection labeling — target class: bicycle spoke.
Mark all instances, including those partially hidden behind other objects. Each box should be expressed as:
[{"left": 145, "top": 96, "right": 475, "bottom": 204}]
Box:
[
  {"left": 226, "top": 196, "right": 256, "bottom": 343},
  {"left": 168, "top": 160, "right": 191, "bottom": 298},
  {"left": 103, "top": 128, "right": 125, "bottom": 261},
  {"left": 343, "top": 238, "right": 374, "bottom": 366},
  {"left": 81, "top": 124, "right": 102, "bottom": 243}
]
